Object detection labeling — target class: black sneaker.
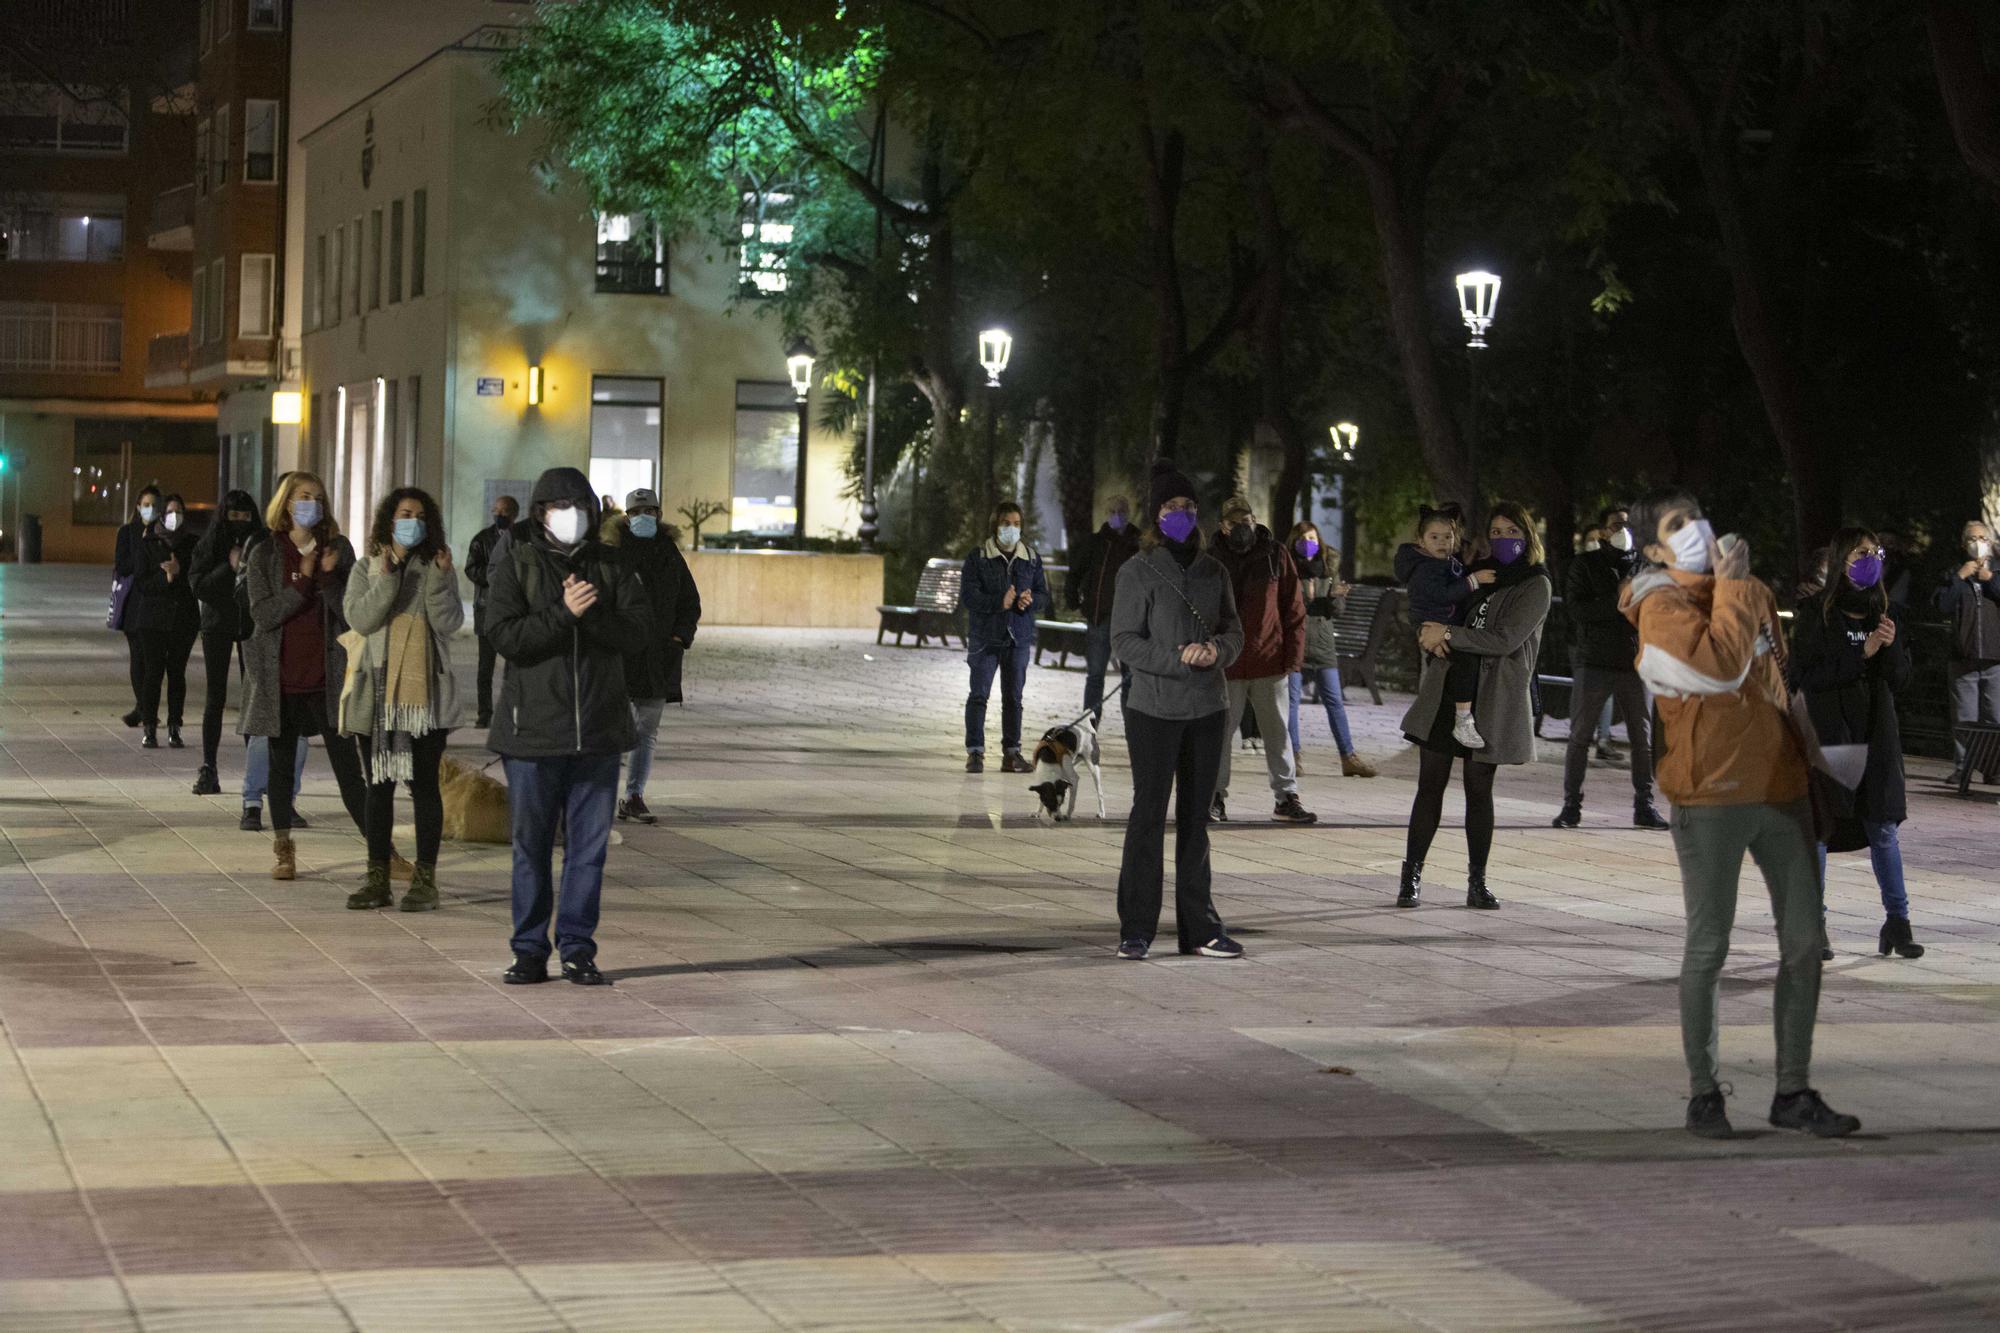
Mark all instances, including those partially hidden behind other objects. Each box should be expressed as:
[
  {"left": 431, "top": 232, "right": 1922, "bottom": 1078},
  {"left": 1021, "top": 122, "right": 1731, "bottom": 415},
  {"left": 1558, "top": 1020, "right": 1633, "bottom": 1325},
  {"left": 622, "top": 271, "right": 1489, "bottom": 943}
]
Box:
[
  {"left": 503, "top": 954, "right": 550, "bottom": 985},
  {"left": 1769, "top": 1088, "right": 1860, "bottom": 1138},
  {"left": 289, "top": 812, "right": 310, "bottom": 830},
  {"left": 1273, "top": 794, "right": 1318, "bottom": 825},
  {"left": 192, "top": 765, "right": 221, "bottom": 795},
  {"left": 122, "top": 709, "right": 142, "bottom": 728},
  {"left": 166, "top": 727, "right": 184, "bottom": 749},
  {"left": 1634, "top": 802, "right": 1671, "bottom": 830},
  {"left": 239, "top": 805, "right": 263, "bottom": 832},
  {"left": 1686, "top": 1085, "right": 1734, "bottom": 1139},
  {"left": 1186, "top": 935, "right": 1244, "bottom": 959},
  {"left": 1116, "top": 938, "right": 1149, "bottom": 960},
  {"left": 617, "top": 796, "right": 657, "bottom": 825},
  {"left": 965, "top": 751, "right": 984, "bottom": 773},
  {"left": 1001, "top": 750, "right": 1034, "bottom": 774},
  {"left": 1209, "top": 794, "right": 1228, "bottom": 823},
  {"left": 1551, "top": 803, "right": 1582, "bottom": 829},
  {"left": 476, "top": 713, "right": 493, "bottom": 729},
  {"left": 562, "top": 957, "right": 611, "bottom": 986}
]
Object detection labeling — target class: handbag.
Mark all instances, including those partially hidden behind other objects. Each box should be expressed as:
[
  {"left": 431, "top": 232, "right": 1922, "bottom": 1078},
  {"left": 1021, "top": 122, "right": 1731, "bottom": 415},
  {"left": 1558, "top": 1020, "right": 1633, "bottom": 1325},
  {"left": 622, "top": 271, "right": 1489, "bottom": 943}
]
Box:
[{"left": 106, "top": 576, "right": 133, "bottom": 631}]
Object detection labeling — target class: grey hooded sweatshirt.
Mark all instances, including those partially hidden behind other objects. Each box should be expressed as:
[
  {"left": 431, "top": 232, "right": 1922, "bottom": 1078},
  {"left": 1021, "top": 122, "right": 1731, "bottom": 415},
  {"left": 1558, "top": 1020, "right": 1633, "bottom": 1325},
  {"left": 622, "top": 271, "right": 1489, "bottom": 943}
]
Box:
[{"left": 1110, "top": 544, "right": 1244, "bottom": 720}]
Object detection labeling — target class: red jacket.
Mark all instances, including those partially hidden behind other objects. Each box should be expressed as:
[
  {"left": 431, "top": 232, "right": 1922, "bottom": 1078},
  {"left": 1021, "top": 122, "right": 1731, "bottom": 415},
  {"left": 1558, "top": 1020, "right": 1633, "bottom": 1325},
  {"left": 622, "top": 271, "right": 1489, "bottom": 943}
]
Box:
[{"left": 1212, "top": 525, "right": 1304, "bottom": 679}]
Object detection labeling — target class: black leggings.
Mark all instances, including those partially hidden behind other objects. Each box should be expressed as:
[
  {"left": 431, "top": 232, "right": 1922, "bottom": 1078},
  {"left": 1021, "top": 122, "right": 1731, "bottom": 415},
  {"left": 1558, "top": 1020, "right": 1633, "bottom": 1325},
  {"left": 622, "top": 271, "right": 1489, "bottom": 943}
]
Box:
[
  {"left": 199, "top": 630, "right": 235, "bottom": 767},
  {"left": 1404, "top": 745, "right": 1497, "bottom": 870},
  {"left": 124, "top": 630, "right": 144, "bottom": 712},
  {"left": 1116, "top": 708, "right": 1229, "bottom": 951},
  {"left": 267, "top": 692, "right": 369, "bottom": 836},
  {"left": 137, "top": 626, "right": 199, "bottom": 728},
  {"left": 356, "top": 731, "right": 447, "bottom": 866}
]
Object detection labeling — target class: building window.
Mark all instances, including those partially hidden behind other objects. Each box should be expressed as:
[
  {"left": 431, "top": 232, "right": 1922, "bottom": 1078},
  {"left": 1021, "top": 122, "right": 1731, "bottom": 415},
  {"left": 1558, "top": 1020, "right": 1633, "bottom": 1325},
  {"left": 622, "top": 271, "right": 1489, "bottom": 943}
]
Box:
[
  {"left": 588, "top": 376, "right": 663, "bottom": 504},
  {"left": 368, "top": 208, "right": 382, "bottom": 310},
  {"left": 5, "top": 302, "right": 121, "bottom": 374},
  {"left": 212, "top": 0, "right": 232, "bottom": 41},
  {"left": 738, "top": 190, "right": 794, "bottom": 298},
  {"left": 0, "top": 83, "right": 129, "bottom": 155},
  {"left": 199, "top": 1, "right": 211, "bottom": 50},
  {"left": 595, "top": 213, "right": 666, "bottom": 295},
  {"left": 206, "top": 260, "right": 226, "bottom": 344},
  {"left": 210, "top": 103, "right": 230, "bottom": 191},
  {"left": 732, "top": 381, "right": 800, "bottom": 536},
  {"left": 72, "top": 419, "right": 207, "bottom": 527},
  {"left": 239, "top": 254, "right": 274, "bottom": 338},
  {"left": 330, "top": 226, "right": 344, "bottom": 326},
  {"left": 349, "top": 217, "right": 362, "bottom": 315},
  {"left": 388, "top": 198, "right": 403, "bottom": 303},
  {"left": 194, "top": 118, "right": 211, "bottom": 197},
  {"left": 407, "top": 376, "right": 425, "bottom": 491},
  {"left": 191, "top": 272, "right": 206, "bottom": 348},
  {"left": 312, "top": 233, "right": 326, "bottom": 329},
  {"left": 1, "top": 200, "right": 124, "bottom": 262},
  {"left": 410, "top": 188, "right": 426, "bottom": 297},
  {"left": 244, "top": 99, "right": 278, "bottom": 183},
  {"left": 248, "top": 0, "right": 282, "bottom": 31}
]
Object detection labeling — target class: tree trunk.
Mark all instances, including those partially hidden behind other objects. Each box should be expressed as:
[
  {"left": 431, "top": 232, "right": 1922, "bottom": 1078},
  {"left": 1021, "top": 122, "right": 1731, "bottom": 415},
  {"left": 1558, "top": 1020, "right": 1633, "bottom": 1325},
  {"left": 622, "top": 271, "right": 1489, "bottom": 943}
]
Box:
[
  {"left": 1051, "top": 394, "right": 1100, "bottom": 557},
  {"left": 1926, "top": 1, "right": 2000, "bottom": 205},
  {"left": 1139, "top": 122, "right": 1191, "bottom": 462},
  {"left": 1249, "top": 146, "right": 1310, "bottom": 532}
]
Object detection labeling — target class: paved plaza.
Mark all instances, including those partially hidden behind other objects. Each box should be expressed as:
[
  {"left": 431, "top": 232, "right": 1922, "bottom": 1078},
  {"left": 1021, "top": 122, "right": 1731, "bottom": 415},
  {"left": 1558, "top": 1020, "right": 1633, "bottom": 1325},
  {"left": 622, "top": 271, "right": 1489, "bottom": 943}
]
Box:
[{"left": 0, "top": 563, "right": 1997, "bottom": 1330}]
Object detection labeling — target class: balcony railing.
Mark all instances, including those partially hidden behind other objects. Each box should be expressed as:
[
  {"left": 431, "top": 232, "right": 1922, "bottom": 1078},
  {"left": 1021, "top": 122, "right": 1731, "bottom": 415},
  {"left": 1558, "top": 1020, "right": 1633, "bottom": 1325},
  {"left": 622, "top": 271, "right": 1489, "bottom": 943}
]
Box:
[
  {"left": 0, "top": 302, "right": 121, "bottom": 374},
  {"left": 149, "top": 184, "right": 193, "bottom": 249},
  {"left": 145, "top": 329, "right": 189, "bottom": 384}
]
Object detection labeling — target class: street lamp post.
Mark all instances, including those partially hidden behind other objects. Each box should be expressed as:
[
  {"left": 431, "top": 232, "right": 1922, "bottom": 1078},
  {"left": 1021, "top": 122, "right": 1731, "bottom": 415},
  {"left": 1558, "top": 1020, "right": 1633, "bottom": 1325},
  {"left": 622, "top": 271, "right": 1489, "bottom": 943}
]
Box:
[
  {"left": 786, "top": 335, "right": 815, "bottom": 540},
  {"left": 977, "top": 327, "right": 1012, "bottom": 508},
  {"left": 1329, "top": 421, "right": 1359, "bottom": 583},
  {"left": 857, "top": 362, "right": 880, "bottom": 551},
  {"left": 1454, "top": 269, "right": 1501, "bottom": 510}
]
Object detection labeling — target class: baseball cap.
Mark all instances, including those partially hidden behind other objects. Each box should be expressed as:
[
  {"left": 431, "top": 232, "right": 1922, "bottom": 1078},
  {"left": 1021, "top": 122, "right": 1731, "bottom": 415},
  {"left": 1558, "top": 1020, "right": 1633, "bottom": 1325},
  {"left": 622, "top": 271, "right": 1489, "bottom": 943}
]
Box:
[{"left": 625, "top": 487, "right": 660, "bottom": 510}]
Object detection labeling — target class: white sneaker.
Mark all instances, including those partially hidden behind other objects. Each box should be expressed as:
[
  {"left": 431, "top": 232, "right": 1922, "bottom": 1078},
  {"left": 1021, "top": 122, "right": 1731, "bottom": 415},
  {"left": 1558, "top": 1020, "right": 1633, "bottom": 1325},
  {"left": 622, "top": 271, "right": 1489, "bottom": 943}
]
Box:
[{"left": 1452, "top": 713, "right": 1486, "bottom": 749}]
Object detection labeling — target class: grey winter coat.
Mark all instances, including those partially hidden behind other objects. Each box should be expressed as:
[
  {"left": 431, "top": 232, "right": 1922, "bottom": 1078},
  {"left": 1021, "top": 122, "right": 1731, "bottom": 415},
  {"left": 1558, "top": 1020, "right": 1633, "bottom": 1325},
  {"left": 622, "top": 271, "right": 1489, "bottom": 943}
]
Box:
[
  {"left": 1400, "top": 570, "right": 1551, "bottom": 766},
  {"left": 339, "top": 549, "right": 468, "bottom": 738},
  {"left": 1110, "top": 545, "right": 1244, "bottom": 720},
  {"left": 237, "top": 533, "right": 357, "bottom": 738}
]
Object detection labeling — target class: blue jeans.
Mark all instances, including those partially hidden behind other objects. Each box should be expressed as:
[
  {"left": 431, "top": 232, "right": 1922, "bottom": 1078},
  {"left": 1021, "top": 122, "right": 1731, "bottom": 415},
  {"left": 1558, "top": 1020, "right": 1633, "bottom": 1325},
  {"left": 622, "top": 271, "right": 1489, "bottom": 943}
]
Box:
[
  {"left": 965, "top": 641, "right": 1031, "bottom": 754},
  {"left": 242, "top": 734, "right": 308, "bottom": 809},
  {"left": 1287, "top": 668, "right": 1355, "bottom": 757},
  {"left": 1082, "top": 623, "right": 1129, "bottom": 724},
  {"left": 625, "top": 699, "right": 666, "bottom": 799},
  {"left": 505, "top": 752, "right": 620, "bottom": 963},
  {"left": 1817, "top": 818, "right": 1910, "bottom": 919}
]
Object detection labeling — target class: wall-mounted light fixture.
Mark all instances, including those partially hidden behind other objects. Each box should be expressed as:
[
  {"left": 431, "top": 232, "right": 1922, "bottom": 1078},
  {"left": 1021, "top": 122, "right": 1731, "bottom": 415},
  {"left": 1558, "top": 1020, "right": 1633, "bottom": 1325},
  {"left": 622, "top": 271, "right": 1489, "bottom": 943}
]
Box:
[
  {"left": 527, "top": 364, "right": 544, "bottom": 406},
  {"left": 271, "top": 390, "right": 303, "bottom": 424}
]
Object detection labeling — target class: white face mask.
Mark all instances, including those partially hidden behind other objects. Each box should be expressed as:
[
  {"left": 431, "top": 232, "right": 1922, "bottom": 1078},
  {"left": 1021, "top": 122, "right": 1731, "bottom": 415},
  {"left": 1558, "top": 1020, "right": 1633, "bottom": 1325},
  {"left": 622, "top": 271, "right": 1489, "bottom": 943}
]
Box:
[
  {"left": 1583, "top": 539, "right": 1602, "bottom": 553},
  {"left": 1667, "top": 517, "right": 1715, "bottom": 574},
  {"left": 1972, "top": 539, "right": 1993, "bottom": 562},
  {"left": 138, "top": 504, "right": 156, "bottom": 523},
  {"left": 163, "top": 512, "right": 181, "bottom": 532},
  {"left": 996, "top": 524, "right": 1021, "bottom": 549},
  {"left": 547, "top": 506, "right": 588, "bottom": 546},
  {"left": 1607, "top": 527, "right": 1634, "bottom": 552}
]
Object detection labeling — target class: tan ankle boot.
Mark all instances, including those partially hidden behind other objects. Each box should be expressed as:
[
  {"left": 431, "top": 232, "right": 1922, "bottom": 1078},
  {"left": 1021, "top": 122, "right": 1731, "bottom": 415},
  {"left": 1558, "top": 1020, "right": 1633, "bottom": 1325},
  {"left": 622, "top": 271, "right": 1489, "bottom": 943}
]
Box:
[
  {"left": 272, "top": 835, "right": 296, "bottom": 881},
  {"left": 1342, "top": 753, "right": 1378, "bottom": 779},
  {"left": 388, "top": 853, "right": 414, "bottom": 882}
]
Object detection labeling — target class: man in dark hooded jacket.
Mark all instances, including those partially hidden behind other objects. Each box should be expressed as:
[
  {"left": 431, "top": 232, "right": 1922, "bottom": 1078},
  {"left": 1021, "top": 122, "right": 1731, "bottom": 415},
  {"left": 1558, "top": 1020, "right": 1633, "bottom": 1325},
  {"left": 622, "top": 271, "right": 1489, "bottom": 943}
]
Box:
[
  {"left": 486, "top": 467, "right": 652, "bottom": 986},
  {"left": 602, "top": 486, "right": 702, "bottom": 824}
]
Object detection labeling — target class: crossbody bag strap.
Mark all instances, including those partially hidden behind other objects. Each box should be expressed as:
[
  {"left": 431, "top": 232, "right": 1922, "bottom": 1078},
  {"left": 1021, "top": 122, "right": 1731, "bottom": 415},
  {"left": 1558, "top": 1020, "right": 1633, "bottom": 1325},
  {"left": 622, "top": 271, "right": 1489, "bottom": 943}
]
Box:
[{"left": 1136, "top": 556, "right": 1213, "bottom": 641}]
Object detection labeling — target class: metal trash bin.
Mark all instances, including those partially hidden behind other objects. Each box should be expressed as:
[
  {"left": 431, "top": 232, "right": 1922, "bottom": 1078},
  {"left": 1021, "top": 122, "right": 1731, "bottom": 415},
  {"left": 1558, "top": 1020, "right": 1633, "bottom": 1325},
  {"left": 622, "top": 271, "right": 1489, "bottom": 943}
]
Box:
[{"left": 20, "top": 513, "right": 42, "bottom": 564}]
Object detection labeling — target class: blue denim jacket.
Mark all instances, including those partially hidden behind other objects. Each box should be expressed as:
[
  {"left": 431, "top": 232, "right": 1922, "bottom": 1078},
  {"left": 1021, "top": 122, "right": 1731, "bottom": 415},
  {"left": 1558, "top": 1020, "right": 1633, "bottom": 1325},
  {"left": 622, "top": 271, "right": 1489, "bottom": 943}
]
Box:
[{"left": 962, "top": 540, "right": 1049, "bottom": 650}]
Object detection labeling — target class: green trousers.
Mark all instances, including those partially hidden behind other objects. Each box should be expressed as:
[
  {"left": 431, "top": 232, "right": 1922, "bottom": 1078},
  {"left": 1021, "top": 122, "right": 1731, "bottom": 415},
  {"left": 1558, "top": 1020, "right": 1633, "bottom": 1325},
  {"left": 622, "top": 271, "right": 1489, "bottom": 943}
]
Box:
[{"left": 1671, "top": 798, "right": 1826, "bottom": 1097}]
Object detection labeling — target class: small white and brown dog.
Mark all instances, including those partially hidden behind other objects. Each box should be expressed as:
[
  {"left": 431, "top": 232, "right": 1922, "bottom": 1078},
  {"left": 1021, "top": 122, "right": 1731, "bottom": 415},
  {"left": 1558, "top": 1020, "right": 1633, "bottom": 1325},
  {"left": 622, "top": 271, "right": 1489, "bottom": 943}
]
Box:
[{"left": 1027, "top": 711, "right": 1105, "bottom": 824}]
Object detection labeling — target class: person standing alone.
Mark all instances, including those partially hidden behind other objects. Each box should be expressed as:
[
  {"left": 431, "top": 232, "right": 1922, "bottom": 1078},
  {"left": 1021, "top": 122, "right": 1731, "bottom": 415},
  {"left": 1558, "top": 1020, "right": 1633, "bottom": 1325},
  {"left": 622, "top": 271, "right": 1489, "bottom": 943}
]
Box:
[
  {"left": 960, "top": 501, "right": 1049, "bottom": 773},
  {"left": 604, "top": 487, "right": 702, "bottom": 825},
  {"left": 1068, "top": 495, "right": 1139, "bottom": 728},
  {"left": 1554, "top": 504, "right": 1670, "bottom": 830},
  {"left": 464, "top": 495, "right": 519, "bottom": 729}
]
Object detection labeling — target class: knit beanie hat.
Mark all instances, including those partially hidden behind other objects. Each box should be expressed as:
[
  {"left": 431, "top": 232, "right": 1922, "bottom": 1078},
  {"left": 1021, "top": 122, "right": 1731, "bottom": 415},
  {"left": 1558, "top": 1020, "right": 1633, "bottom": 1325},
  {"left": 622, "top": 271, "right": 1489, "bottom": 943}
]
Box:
[{"left": 1148, "top": 458, "right": 1197, "bottom": 516}]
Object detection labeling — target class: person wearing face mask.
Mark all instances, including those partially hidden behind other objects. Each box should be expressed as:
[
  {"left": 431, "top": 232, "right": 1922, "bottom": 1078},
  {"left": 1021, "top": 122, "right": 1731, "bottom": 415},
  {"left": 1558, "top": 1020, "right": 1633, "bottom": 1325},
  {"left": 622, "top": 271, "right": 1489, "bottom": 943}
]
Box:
[
  {"left": 1210, "top": 496, "right": 1314, "bottom": 825},
  {"left": 1067, "top": 495, "right": 1140, "bottom": 729},
  {"left": 235, "top": 476, "right": 310, "bottom": 831},
  {"left": 603, "top": 487, "right": 702, "bottom": 824},
  {"left": 1110, "top": 459, "right": 1245, "bottom": 960},
  {"left": 1935, "top": 519, "right": 2000, "bottom": 787},
  {"left": 1556, "top": 504, "right": 1668, "bottom": 830},
  {"left": 464, "top": 495, "right": 520, "bottom": 729},
  {"left": 339, "top": 489, "right": 463, "bottom": 913},
  {"left": 486, "top": 467, "right": 652, "bottom": 986},
  {"left": 189, "top": 489, "right": 265, "bottom": 793},
  {"left": 131, "top": 494, "right": 202, "bottom": 750},
  {"left": 1285, "top": 522, "right": 1375, "bottom": 778},
  {"left": 240, "top": 472, "right": 373, "bottom": 883},
  {"left": 1622, "top": 487, "right": 1859, "bottom": 1140},
  {"left": 1788, "top": 529, "right": 1923, "bottom": 961},
  {"left": 959, "top": 501, "right": 1050, "bottom": 774},
  {"left": 1402, "top": 502, "right": 1553, "bottom": 912},
  {"left": 112, "top": 486, "right": 164, "bottom": 728}
]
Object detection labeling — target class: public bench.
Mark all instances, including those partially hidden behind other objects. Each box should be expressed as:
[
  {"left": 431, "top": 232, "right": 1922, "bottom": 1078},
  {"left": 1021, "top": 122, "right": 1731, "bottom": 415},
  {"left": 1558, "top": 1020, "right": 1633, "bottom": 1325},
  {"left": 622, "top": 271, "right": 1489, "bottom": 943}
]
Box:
[
  {"left": 1953, "top": 722, "right": 2000, "bottom": 797},
  {"left": 875, "top": 557, "right": 963, "bottom": 647}
]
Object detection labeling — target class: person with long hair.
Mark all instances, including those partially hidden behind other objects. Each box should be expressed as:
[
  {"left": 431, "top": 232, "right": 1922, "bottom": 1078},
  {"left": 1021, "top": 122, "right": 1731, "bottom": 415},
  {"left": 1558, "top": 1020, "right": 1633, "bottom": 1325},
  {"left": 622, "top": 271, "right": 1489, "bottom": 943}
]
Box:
[
  {"left": 1789, "top": 527, "right": 1923, "bottom": 959},
  {"left": 1625, "top": 486, "right": 1858, "bottom": 1139},
  {"left": 112, "top": 485, "right": 163, "bottom": 729},
  {"left": 1284, "top": 520, "right": 1375, "bottom": 779},
  {"left": 1397, "top": 501, "right": 1553, "bottom": 911},
  {"left": 1936, "top": 518, "right": 2000, "bottom": 787},
  {"left": 131, "top": 493, "right": 201, "bottom": 749},
  {"left": 1110, "top": 460, "right": 1245, "bottom": 960},
  {"left": 959, "top": 499, "right": 1049, "bottom": 773},
  {"left": 341, "top": 488, "right": 464, "bottom": 912},
  {"left": 190, "top": 489, "right": 263, "bottom": 794},
  {"left": 239, "top": 471, "right": 371, "bottom": 881}
]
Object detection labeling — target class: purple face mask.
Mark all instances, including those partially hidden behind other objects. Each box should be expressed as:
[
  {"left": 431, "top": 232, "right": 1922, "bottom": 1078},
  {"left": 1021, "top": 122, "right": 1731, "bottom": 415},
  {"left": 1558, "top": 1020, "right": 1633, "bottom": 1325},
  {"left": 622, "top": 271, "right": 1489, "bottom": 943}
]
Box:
[
  {"left": 1846, "top": 552, "right": 1883, "bottom": 590},
  {"left": 1491, "top": 536, "right": 1527, "bottom": 566},
  {"left": 1295, "top": 538, "right": 1320, "bottom": 560},
  {"left": 1107, "top": 513, "right": 1127, "bottom": 531},
  {"left": 1158, "top": 509, "right": 1198, "bottom": 543}
]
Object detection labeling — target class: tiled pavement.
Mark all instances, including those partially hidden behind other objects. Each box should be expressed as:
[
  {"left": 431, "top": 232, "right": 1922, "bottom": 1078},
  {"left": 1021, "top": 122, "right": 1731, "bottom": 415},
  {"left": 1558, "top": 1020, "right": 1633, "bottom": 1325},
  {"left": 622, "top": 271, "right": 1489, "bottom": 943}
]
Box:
[{"left": 1, "top": 562, "right": 1996, "bottom": 1331}]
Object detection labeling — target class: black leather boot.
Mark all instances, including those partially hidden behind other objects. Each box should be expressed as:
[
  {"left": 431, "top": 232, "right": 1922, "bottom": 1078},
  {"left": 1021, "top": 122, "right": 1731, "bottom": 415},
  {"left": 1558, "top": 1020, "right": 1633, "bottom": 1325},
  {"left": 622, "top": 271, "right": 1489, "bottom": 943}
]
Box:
[
  {"left": 1396, "top": 860, "right": 1422, "bottom": 908},
  {"left": 141, "top": 724, "right": 159, "bottom": 749},
  {"left": 1466, "top": 866, "right": 1500, "bottom": 910},
  {"left": 1551, "top": 802, "right": 1581, "bottom": 829},
  {"left": 1878, "top": 915, "right": 1925, "bottom": 959}
]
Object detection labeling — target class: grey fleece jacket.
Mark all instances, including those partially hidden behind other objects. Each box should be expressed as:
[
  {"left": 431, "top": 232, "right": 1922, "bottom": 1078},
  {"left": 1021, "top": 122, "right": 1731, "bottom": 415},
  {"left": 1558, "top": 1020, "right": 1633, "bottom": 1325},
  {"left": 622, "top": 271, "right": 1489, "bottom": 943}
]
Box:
[{"left": 1110, "top": 545, "right": 1244, "bottom": 720}]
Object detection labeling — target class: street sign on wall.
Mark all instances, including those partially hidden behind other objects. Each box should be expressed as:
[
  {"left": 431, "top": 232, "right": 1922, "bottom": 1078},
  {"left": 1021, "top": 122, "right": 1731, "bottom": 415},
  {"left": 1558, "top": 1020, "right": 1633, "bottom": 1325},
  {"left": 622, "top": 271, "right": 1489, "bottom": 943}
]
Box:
[{"left": 476, "top": 377, "right": 504, "bottom": 397}]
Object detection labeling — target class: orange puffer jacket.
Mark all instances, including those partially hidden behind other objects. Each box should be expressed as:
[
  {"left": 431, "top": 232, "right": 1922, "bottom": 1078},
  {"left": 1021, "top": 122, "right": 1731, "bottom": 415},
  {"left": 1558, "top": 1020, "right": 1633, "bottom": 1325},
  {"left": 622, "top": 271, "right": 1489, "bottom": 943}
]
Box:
[{"left": 1622, "top": 567, "right": 1808, "bottom": 807}]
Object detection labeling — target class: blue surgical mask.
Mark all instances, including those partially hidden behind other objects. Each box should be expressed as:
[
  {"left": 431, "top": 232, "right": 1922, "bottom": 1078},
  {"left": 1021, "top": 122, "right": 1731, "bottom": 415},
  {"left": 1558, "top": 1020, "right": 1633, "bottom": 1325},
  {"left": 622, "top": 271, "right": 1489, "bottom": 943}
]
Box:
[
  {"left": 137, "top": 504, "right": 156, "bottom": 523},
  {"left": 290, "top": 498, "right": 322, "bottom": 530},
  {"left": 996, "top": 524, "right": 1022, "bottom": 548},
  {"left": 1107, "top": 513, "right": 1127, "bottom": 531},
  {"left": 629, "top": 514, "right": 659, "bottom": 539},
  {"left": 393, "top": 517, "right": 425, "bottom": 549}
]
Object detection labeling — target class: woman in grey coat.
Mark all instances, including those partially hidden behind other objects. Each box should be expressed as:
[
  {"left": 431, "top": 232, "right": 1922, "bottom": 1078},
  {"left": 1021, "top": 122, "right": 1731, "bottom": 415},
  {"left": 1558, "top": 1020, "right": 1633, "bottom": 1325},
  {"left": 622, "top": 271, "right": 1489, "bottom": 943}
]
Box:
[
  {"left": 340, "top": 488, "right": 465, "bottom": 913},
  {"left": 240, "top": 471, "right": 371, "bottom": 881},
  {"left": 1396, "top": 500, "right": 1552, "bottom": 910},
  {"left": 1110, "top": 460, "right": 1246, "bottom": 961}
]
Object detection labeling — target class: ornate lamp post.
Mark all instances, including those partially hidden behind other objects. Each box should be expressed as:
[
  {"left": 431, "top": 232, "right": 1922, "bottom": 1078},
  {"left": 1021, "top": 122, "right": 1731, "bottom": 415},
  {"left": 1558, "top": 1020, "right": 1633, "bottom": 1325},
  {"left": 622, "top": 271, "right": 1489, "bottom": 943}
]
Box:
[
  {"left": 977, "top": 327, "right": 1012, "bottom": 506},
  {"left": 785, "top": 335, "right": 815, "bottom": 539},
  {"left": 1454, "top": 270, "right": 1500, "bottom": 508}
]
